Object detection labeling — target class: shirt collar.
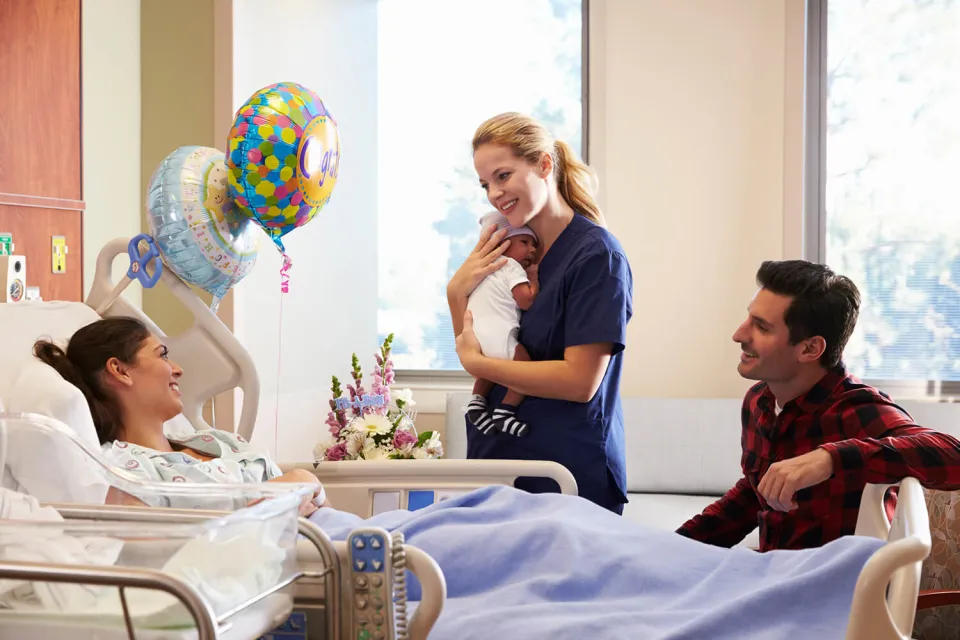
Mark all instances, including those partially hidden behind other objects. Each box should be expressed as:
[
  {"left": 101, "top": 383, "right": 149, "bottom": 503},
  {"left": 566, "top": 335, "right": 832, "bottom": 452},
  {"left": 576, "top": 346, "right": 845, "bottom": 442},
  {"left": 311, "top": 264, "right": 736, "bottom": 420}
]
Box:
[{"left": 758, "top": 363, "right": 848, "bottom": 415}]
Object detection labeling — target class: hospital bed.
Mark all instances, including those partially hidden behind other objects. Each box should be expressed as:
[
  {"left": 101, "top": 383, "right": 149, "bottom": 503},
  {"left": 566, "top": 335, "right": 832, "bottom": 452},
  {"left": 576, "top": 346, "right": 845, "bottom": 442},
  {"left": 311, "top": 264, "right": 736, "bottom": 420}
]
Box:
[
  {"left": 0, "top": 236, "right": 939, "bottom": 639},
  {"left": 0, "top": 236, "right": 576, "bottom": 640},
  {"left": 0, "top": 411, "right": 446, "bottom": 640}
]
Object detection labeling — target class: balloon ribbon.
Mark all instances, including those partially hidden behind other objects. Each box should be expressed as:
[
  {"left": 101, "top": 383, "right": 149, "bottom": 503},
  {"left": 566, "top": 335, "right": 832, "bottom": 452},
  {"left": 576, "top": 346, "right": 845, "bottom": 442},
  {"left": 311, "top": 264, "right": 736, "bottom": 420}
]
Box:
[{"left": 280, "top": 253, "right": 293, "bottom": 294}]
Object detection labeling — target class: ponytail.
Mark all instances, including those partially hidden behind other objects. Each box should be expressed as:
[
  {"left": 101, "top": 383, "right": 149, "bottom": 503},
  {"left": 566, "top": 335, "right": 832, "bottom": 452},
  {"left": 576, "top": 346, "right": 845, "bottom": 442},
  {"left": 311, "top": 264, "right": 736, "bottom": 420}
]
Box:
[
  {"left": 33, "top": 318, "right": 149, "bottom": 444},
  {"left": 553, "top": 139, "right": 604, "bottom": 227},
  {"left": 473, "top": 112, "right": 606, "bottom": 227}
]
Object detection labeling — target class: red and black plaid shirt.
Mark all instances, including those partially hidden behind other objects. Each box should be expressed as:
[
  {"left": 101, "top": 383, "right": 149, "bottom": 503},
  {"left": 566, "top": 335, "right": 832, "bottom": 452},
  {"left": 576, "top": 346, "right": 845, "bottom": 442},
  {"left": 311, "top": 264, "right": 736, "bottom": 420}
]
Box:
[{"left": 677, "top": 365, "right": 960, "bottom": 552}]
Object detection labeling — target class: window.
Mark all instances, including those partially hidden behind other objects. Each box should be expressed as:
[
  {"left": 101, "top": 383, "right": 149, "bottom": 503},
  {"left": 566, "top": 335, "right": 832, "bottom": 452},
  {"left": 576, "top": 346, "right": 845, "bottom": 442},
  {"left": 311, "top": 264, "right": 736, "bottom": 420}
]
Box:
[
  {"left": 811, "top": 0, "right": 960, "bottom": 394},
  {"left": 376, "top": 0, "right": 586, "bottom": 372}
]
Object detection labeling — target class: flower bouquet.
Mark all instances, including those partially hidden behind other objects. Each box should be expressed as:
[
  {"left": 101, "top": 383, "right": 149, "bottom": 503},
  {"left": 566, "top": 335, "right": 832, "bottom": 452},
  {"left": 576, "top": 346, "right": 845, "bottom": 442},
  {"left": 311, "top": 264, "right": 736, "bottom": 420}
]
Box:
[{"left": 313, "top": 333, "right": 444, "bottom": 463}]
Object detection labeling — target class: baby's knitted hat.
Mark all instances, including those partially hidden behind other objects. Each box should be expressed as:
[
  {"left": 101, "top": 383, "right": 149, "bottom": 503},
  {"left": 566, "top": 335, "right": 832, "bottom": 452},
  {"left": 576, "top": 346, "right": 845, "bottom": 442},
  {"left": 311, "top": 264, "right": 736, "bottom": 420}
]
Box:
[{"left": 478, "top": 210, "right": 538, "bottom": 243}]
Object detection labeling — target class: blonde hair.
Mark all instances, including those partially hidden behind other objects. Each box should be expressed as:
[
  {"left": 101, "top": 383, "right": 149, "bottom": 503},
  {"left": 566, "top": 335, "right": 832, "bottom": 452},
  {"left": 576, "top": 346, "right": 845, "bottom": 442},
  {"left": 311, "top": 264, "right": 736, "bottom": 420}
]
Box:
[{"left": 472, "top": 112, "right": 604, "bottom": 226}]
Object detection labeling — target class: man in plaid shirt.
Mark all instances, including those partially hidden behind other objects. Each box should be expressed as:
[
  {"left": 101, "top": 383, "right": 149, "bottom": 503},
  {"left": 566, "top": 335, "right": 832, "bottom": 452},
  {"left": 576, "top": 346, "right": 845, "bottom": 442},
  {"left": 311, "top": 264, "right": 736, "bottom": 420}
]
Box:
[{"left": 677, "top": 260, "right": 960, "bottom": 552}]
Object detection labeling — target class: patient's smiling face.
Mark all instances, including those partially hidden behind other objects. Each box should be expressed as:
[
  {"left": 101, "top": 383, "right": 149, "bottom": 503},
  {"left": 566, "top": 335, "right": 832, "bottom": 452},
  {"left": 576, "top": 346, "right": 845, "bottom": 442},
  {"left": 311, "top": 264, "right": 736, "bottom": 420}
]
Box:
[{"left": 107, "top": 335, "right": 184, "bottom": 422}]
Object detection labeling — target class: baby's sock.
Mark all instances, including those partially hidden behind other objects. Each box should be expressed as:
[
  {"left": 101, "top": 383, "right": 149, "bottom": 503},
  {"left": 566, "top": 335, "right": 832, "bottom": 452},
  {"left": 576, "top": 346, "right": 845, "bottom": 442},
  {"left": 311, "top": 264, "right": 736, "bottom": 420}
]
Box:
[
  {"left": 466, "top": 394, "right": 496, "bottom": 435},
  {"left": 492, "top": 405, "right": 530, "bottom": 437}
]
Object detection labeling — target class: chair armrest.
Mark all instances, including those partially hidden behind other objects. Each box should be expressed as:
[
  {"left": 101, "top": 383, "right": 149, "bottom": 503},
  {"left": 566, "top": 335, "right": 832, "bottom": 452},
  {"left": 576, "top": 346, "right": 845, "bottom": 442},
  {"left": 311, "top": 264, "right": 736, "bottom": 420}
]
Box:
[{"left": 917, "top": 589, "right": 960, "bottom": 611}]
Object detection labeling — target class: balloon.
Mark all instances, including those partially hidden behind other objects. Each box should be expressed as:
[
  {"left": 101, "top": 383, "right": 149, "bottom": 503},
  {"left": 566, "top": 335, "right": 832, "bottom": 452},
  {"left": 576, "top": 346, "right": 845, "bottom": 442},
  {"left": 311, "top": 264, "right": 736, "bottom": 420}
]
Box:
[
  {"left": 226, "top": 82, "right": 341, "bottom": 254},
  {"left": 146, "top": 145, "right": 259, "bottom": 313}
]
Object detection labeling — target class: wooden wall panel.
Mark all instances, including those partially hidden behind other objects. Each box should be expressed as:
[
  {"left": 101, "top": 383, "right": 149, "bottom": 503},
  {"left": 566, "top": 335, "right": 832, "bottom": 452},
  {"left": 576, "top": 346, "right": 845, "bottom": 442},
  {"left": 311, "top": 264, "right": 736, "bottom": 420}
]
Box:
[
  {"left": 0, "top": 0, "right": 83, "bottom": 302},
  {"left": 0, "top": 0, "right": 82, "bottom": 200},
  {"left": 0, "top": 204, "right": 82, "bottom": 302}
]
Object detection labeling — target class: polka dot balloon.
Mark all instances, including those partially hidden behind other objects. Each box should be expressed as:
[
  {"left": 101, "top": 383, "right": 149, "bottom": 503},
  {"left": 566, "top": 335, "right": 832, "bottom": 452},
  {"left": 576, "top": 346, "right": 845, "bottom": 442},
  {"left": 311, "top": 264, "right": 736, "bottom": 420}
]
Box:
[{"left": 226, "top": 82, "right": 341, "bottom": 254}]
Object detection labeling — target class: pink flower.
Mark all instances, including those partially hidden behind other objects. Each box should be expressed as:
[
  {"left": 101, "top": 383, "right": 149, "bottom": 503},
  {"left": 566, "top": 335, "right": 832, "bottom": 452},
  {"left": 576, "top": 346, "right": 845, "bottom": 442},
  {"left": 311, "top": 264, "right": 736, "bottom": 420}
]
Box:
[
  {"left": 325, "top": 442, "right": 348, "bottom": 461},
  {"left": 328, "top": 422, "right": 342, "bottom": 438},
  {"left": 393, "top": 429, "right": 417, "bottom": 450}
]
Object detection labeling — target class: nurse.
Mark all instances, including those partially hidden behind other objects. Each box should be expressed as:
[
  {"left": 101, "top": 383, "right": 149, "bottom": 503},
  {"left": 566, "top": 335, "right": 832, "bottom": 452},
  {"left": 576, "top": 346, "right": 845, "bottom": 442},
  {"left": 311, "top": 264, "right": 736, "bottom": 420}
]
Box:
[{"left": 447, "top": 112, "right": 634, "bottom": 514}]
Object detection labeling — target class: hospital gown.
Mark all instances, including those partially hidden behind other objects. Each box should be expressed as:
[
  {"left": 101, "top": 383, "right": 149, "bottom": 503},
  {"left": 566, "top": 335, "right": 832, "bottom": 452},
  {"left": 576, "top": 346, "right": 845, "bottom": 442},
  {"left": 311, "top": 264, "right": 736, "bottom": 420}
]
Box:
[{"left": 101, "top": 429, "right": 282, "bottom": 508}]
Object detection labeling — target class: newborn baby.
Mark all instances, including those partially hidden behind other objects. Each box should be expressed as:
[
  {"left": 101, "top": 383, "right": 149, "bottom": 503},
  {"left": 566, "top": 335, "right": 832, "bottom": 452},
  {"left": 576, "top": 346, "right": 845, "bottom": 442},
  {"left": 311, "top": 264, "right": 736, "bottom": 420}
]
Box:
[{"left": 465, "top": 211, "right": 539, "bottom": 437}]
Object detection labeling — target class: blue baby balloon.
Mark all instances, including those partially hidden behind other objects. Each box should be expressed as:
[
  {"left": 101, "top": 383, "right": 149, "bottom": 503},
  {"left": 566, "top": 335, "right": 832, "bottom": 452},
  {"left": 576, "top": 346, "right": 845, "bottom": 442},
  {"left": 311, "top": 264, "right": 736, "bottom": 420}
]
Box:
[{"left": 146, "top": 146, "right": 260, "bottom": 313}]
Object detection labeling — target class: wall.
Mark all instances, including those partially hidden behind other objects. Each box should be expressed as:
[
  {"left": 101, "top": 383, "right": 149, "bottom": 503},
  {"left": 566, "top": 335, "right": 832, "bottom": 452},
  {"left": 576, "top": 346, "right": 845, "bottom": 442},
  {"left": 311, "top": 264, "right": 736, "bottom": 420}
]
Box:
[
  {"left": 82, "top": 0, "right": 142, "bottom": 305},
  {"left": 590, "top": 0, "right": 803, "bottom": 399},
  {"left": 139, "top": 0, "right": 220, "bottom": 332}
]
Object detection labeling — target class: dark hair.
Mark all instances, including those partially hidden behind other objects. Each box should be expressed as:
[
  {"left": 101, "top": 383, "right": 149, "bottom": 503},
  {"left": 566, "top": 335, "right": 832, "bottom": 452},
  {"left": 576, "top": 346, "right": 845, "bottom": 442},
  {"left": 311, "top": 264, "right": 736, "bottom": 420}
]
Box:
[
  {"left": 33, "top": 317, "right": 151, "bottom": 444},
  {"left": 756, "top": 260, "right": 860, "bottom": 369}
]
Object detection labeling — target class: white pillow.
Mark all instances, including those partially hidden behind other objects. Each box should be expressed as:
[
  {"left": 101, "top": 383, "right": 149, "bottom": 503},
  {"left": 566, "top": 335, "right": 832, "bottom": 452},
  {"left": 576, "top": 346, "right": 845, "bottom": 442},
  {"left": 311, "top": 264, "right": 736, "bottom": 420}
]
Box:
[
  {"left": 0, "top": 301, "right": 101, "bottom": 399},
  {"left": 3, "top": 361, "right": 109, "bottom": 503},
  {"left": 7, "top": 360, "right": 100, "bottom": 446},
  {"left": 164, "top": 414, "right": 197, "bottom": 438}
]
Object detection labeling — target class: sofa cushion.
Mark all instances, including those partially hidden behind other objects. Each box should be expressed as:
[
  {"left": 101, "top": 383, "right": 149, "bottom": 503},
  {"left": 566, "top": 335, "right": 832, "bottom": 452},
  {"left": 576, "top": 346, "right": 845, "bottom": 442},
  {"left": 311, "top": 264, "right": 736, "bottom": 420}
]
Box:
[
  {"left": 623, "top": 492, "right": 760, "bottom": 549},
  {"left": 623, "top": 397, "right": 745, "bottom": 495}
]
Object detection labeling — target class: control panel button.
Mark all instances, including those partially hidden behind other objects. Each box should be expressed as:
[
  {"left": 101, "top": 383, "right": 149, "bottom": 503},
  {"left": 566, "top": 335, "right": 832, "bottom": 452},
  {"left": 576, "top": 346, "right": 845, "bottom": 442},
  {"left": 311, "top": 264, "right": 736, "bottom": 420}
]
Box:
[
  {"left": 371, "top": 537, "right": 382, "bottom": 549},
  {"left": 371, "top": 575, "right": 383, "bottom": 588},
  {"left": 373, "top": 631, "right": 385, "bottom": 640},
  {"left": 354, "top": 560, "right": 366, "bottom": 571},
  {"left": 354, "top": 538, "right": 366, "bottom": 549},
  {"left": 373, "top": 614, "right": 384, "bottom": 625},
  {"left": 372, "top": 560, "right": 382, "bottom": 571},
  {"left": 372, "top": 596, "right": 383, "bottom": 610},
  {"left": 355, "top": 575, "right": 368, "bottom": 589},
  {"left": 356, "top": 595, "right": 368, "bottom": 610}
]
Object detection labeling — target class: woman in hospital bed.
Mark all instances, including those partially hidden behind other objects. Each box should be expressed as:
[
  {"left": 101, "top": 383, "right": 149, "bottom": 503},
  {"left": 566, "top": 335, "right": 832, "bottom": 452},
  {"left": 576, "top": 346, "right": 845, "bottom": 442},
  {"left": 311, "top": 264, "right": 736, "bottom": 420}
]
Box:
[
  {"left": 28, "top": 315, "right": 906, "bottom": 639},
  {"left": 33, "top": 316, "right": 328, "bottom": 516}
]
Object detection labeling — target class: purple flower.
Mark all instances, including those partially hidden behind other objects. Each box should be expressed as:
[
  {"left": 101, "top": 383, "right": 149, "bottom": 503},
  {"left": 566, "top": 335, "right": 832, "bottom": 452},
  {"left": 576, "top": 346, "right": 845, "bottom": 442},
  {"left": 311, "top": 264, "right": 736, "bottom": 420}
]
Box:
[
  {"left": 393, "top": 429, "right": 417, "bottom": 450},
  {"left": 325, "top": 442, "right": 348, "bottom": 461}
]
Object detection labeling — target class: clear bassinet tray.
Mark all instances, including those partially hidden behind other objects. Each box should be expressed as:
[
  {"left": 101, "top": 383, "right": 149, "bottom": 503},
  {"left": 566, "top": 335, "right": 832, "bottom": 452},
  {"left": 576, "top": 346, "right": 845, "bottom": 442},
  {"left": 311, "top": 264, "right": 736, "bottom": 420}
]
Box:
[{"left": 0, "top": 412, "right": 318, "bottom": 638}]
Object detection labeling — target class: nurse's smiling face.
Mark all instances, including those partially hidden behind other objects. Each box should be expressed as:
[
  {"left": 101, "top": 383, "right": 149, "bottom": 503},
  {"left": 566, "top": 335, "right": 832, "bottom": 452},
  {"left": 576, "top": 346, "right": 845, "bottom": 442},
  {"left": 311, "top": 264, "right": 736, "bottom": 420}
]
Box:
[{"left": 474, "top": 144, "right": 551, "bottom": 229}]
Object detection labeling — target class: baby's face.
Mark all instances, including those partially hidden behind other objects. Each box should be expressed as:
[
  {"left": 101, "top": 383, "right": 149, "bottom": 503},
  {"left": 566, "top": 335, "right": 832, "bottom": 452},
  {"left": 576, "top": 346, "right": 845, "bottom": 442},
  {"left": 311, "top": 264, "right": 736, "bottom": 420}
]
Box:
[{"left": 504, "top": 235, "right": 537, "bottom": 268}]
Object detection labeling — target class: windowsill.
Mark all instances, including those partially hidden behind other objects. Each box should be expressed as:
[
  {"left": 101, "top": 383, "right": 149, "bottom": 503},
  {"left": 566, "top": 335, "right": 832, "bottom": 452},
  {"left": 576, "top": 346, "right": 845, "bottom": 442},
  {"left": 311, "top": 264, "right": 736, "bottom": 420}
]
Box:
[{"left": 393, "top": 372, "right": 473, "bottom": 414}]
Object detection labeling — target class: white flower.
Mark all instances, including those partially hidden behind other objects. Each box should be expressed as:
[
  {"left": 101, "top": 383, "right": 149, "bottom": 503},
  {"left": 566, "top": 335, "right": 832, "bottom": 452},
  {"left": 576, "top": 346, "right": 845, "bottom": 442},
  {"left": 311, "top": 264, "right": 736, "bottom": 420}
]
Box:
[
  {"left": 313, "top": 434, "right": 337, "bottom": 461},
  {"left": 393, "top": 388, "right": 415, "bottom": 407},
  {"left": 363, "top": 445, "right": 391, "bottom": 461},
  {"left": 345, "top": 430, "right": 369, "bottom": 457},
  {"left": 422, "top": 432, "right": 444, "bottom": 458},
  {"left": 352, "top": 414, "right": 393, "bottom": 437},
  {"left": 411, "top": 447, "right": 430, "bottom": 459}
]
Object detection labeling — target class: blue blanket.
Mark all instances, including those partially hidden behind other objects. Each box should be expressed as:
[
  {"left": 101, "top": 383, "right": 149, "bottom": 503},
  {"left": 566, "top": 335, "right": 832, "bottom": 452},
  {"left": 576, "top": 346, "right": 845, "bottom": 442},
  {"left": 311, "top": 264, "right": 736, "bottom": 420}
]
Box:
[{"left": 310, "top": 486, "right": 885, "bottom": 640}]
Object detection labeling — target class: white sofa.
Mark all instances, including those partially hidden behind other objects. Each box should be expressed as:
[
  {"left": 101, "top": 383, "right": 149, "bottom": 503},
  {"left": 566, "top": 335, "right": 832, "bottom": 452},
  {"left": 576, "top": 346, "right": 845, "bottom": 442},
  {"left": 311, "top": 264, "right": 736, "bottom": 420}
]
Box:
[{"left": 445, "top": 392, "right": 960, "bottom": 550}]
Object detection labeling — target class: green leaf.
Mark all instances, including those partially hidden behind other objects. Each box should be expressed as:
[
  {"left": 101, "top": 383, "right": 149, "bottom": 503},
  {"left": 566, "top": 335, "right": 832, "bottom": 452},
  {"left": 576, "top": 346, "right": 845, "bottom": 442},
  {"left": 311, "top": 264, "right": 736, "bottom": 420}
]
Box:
[{"left": 416, "top": 431, "right": 436, "bottom": 447}]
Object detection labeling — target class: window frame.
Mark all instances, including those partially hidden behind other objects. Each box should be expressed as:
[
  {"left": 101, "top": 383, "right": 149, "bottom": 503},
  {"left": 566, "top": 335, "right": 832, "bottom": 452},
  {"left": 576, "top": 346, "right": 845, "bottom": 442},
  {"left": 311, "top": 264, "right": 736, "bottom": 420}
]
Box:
[
  {"left": 391, "top": 0, "right": 592, "bottom": 381},
  {"left": 804, "top": 0, "right": 960, "bottom": 400}
]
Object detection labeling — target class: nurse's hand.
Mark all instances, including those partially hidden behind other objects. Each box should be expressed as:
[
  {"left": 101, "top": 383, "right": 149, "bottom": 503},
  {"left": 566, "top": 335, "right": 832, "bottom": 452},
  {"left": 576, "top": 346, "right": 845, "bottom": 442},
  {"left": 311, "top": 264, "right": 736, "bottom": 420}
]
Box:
[
  {"left": 447, "top": 224, "right": 510, "bottom": 301},
  {"left": 455, "top": 310, "right": 484, "bottom": 374}
]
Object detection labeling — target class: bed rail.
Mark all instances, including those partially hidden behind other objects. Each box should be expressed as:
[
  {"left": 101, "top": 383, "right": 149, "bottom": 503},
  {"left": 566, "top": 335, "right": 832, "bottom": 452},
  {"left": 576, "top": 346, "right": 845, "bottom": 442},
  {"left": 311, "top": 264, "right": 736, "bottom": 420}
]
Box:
[{"left": 846, "top": 476, "right": 932, "bottom": 640}]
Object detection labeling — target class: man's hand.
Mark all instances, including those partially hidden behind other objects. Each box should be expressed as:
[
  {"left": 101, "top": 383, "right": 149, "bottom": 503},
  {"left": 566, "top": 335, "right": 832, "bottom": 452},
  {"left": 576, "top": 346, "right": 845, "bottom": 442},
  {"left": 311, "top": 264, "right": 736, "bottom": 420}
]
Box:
[
  {"left": 455, "top": 310, "right": 484, "bottom": 375},
  {"left": 757, "top": 448, "right": 834, "bottom": 512}
]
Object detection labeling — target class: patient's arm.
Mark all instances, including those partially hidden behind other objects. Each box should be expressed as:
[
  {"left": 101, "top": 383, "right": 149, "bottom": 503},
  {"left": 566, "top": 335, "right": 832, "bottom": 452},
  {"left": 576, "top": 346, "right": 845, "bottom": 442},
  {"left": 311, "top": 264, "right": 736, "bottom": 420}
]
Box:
[
  {"left": 266, "top": 468, "right": 332, "bottom": 514},
  {"left": 675, "top": 476, "right": 759, "bottom": 548},
  {"left": 105, "top": 486, "right": 148, "bottom": 507}
]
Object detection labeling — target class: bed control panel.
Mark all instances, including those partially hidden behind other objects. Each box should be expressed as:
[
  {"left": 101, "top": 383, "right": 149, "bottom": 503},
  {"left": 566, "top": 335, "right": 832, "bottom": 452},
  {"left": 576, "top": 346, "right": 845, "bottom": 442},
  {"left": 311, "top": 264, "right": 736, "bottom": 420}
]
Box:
[{"left": 347, "top": 527, "right": 399, "bottom": 640}]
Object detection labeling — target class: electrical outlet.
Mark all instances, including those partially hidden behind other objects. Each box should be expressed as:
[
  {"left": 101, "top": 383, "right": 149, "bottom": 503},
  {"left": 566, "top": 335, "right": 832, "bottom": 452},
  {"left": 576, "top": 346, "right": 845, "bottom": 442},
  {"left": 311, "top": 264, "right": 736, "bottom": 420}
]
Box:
[
  {"left": 0, "top": 232, "right": 13, "bottom": 256},
  {"left": 52, "top": 236, "right": 67, "bottom": 274}
]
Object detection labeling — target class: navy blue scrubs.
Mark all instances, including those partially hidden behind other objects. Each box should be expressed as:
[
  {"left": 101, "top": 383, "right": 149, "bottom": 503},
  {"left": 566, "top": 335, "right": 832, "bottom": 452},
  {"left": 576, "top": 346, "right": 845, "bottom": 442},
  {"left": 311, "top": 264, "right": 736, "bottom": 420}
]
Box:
[{"left": 466, "top": 213, "right": 633, "bottom": 514}]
